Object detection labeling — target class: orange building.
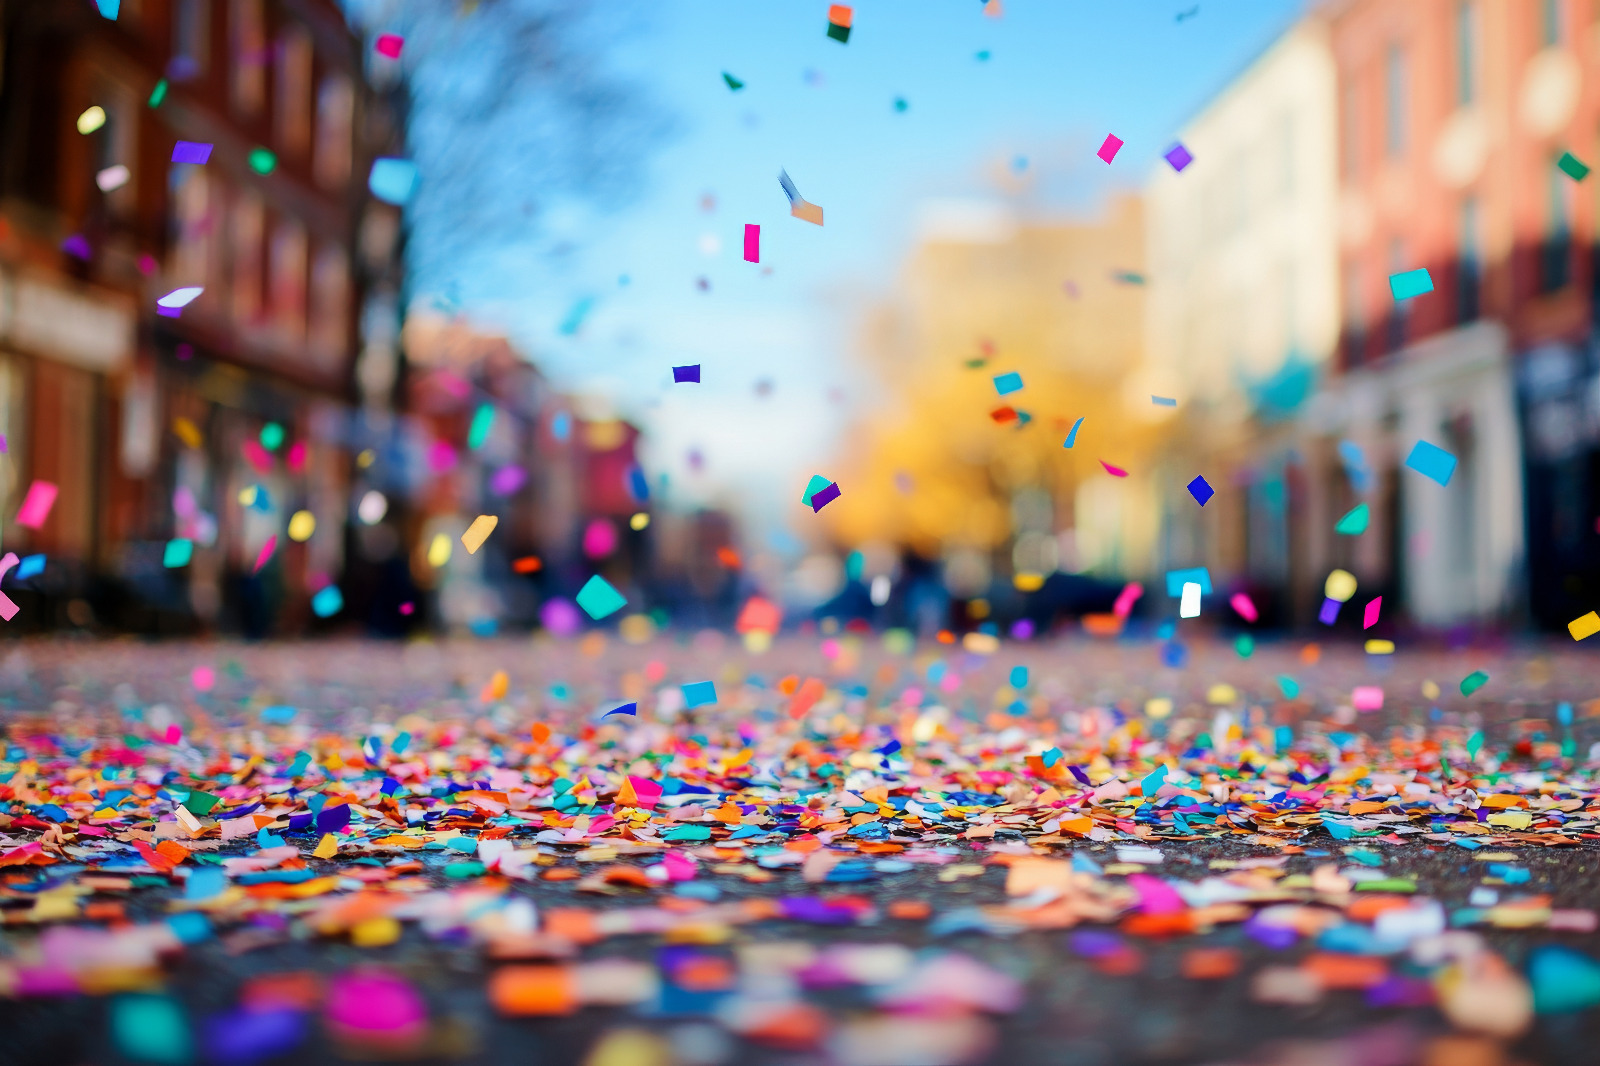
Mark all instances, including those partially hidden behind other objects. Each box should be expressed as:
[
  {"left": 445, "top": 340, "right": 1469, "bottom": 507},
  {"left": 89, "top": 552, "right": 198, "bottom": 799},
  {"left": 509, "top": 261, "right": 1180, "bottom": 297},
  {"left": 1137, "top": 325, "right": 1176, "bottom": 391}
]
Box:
[{"left": 1324, "top": 0, "right": 1598, "bottom": 628}]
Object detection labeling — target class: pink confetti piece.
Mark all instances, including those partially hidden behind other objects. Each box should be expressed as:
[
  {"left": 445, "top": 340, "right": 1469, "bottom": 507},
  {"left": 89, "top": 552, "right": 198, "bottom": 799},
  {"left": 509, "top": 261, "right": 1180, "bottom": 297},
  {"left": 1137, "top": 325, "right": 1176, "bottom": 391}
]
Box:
[
  {"left": 252, "top": 535, "right": 277, "bottom": 575},
  {"left": 0, "top": 553, "right": 19, "bottom": 621},
  {"left": 15, "top": 480, "right": 57, "bottom": 529},
  {"left": 1099, "top": 460, "right": 1128, "bottom": 477},
  {"left": 1230, "top": 592, "right": 1258, "bottom": 623},
  {"left": 744, "top": 223, "right": 760, "bottom": 263},
  {"left": 1096, "top": 134, "right": 1124, "bottom": 164},
  {"left": 1363, "top": 596, "right": 1382, "bottom": 629},
  {"left": 242, "top": 440, "right": 273, "bottom": 474},
  {"left": 285, "top": 441, "right": 307, "bottom": 473},
  {"left": 1352, "top": 685, "right": 1384, "bottom": 711},
  {"left": 374, "top": 33, "right": 404, "bottom": 58},
  {"left": 191, "top": 665, "right": 215, "bottom": 691},
  {"left": 1112, "top": 582, "right": 1144, "bottom": 619},
  {"left": 399, "top": 602, "right": 415, "bottom": 615}
]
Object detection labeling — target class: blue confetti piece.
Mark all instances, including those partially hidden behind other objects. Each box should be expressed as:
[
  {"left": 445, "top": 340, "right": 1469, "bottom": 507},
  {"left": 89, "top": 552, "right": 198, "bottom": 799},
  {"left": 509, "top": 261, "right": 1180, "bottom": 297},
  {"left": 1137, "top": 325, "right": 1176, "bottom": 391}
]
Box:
[
  {"left": 310, "top": 585, "right": 343, "bottom": 618},
  {"left": 992, "top": 371, "right": 1023, "bottom": 396},
  {"left": 682, "top": 680, "right": 717, "bottom": 708},
  {"left": 1404, "top": 439, "right": 1458, "bottom": 486},
  {"left": 14, "top": 554, "right": 44, "bottom": 579},
  {"left": 1187, "top": 475, "right": 1214, "bottom": 507},
  {"left": 1165, "top": 567, "right": 1212, "bottom": 596},
  {"left": 600, "top": 701, "right": 639, "bottom": 718},
  {"left": 1388, "top": 267, "right": 1434, "bottom": 301},
  {"left": 1063, "top": 416, "right": 1084, "bottom": 448},
  {"left": 367, "top": 157, "right": 419, "bottom": 205}
]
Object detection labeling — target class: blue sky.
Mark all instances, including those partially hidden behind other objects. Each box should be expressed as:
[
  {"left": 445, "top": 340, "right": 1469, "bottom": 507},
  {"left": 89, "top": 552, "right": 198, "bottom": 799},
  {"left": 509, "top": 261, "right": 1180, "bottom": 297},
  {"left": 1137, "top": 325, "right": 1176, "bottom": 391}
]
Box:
[{"left": 361, "top": 0, "right": 1305, "bottom": 542}]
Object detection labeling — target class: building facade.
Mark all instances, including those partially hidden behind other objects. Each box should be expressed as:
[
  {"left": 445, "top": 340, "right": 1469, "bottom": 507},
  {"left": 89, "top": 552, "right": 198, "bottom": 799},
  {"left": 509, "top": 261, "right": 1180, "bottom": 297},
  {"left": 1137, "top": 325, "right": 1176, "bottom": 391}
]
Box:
[
  {"left": 0, "top": 0, "right": 404, "bottom": 633},
  {"left": 1144, "top": 15, "right": 1341, "bottom": 626}
]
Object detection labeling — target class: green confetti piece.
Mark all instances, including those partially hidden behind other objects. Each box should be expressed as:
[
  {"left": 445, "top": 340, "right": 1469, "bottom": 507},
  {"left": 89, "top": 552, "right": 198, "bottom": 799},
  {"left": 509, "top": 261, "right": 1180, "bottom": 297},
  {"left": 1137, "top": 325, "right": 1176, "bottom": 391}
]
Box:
[
  {"left": 468, "top": 403, "right": 495, "bottom": 450},
  {"left": 148, "top": 79, "right": 168, "bottom": 108},
  {"left": 180, "top": 789, "right": 219, "bottom": 816},
  {"left": 1466, "top": 731, "right": 1484, "bottom": 759},
  {"left": 1460, "top": 670, "right": 1490, "bottom": 697},
  {"left": 1334, "top": 502, "right": 1369, "bottom": 535},
  {"left": 1355, "top": 878, "right": 1416, "bottom": 892},
  {"left": 1558, "top": 151, "right": 1591, "bottom": 182},
  {"left": 248, "top": 147, "right": 277, "bottom": 174},
  {"left": 722, "top": 72, "right": 744, "bottom": 90},
  {"left": 259, "top": 422, "right": 284, "bottom": 451},
  {"left": 1234, "top": 634, "right": 1254, "bottom": 658}
]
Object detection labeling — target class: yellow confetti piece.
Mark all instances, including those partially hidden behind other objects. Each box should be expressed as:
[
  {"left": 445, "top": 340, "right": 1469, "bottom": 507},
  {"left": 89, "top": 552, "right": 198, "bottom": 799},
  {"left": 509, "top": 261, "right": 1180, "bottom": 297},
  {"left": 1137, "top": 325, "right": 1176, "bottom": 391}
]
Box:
[
  {"left": 481, "top": 670, "right": 509, "bottom": 702},
  {"left": 1364, "top": 639, "right": 1395, "bottom": 655},
  {"left": 313, "top": 833, "right": 339, "bottom": 859},
  {"left": 1324, "top": 568, "right": 1357, "bottom": 603},
  {"left": 173, "top": 416, "right": 202, "bottom": 449},
  {"left": 427, "top": 532, "right": 452, "bottom": 567},
  {"left": 287, "top": 510, "right": 315, "bottom": 542},
  {"left": 461, "top": 514, "right": 499, "bottom": 554},
  {"left": 350, "top": 916, "right": 401, "bottom": 947},
  {"left": 1570, "top": 611, "right": 1600, "bottom": 641}
]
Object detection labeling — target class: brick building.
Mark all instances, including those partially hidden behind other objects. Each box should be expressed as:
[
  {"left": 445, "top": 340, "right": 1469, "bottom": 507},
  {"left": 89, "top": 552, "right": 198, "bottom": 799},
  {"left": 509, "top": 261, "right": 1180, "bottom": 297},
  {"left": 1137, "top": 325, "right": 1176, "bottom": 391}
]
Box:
[{"left": 0, "top": 0, "right": 404, "bottom": 633}]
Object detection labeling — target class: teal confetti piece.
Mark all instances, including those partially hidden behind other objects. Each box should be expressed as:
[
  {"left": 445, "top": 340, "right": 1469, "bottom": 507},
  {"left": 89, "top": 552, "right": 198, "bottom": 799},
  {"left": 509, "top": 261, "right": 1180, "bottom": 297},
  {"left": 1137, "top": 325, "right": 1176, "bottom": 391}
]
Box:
[
  {"left": 575, "top": 574, "right": 627, "bottom": 620},
  {"left": 1460, "top": 670, "right": 1489, "bottom": 697},
  {"left": 468, "top": 403, "right": 495, "bottom": 449},
  {"left": 1388, "top": 267, "right": 1434, "bottom": 301}
]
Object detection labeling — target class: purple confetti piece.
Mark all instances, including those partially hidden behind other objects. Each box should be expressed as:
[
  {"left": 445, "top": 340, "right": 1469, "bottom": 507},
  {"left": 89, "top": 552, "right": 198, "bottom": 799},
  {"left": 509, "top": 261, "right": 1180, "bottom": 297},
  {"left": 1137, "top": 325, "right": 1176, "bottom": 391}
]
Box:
[
  {"left": 171, "top": 140, "right": 213, "bottom": 164},
  {"left": 1318, "top": 597, "right": 1341, "bottom": 625},
  {"left": 672, "top": 364, "right": 701, "bottom": 383},
  {"left": 809, "top": 482, "right": 840, "bottom": 512},
  {"left": 1164, "top": 142, "right": 1194, "bottom": 172},
  {"left": 488, "top": 465, "right": 527, "bottom": 496}
]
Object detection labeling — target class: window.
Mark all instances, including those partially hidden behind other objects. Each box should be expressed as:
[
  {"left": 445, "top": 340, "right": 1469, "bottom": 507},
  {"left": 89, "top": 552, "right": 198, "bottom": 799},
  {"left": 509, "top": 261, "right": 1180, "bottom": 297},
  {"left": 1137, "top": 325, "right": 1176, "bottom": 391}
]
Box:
[
  {"left": 1341, "top": 83, "right": 1359, "bottom": 177},
  {"left": 1455, "top": 2, "right": 1477, "bottom": 106},
  {"left": 1386, "top": 238, "right": 1407, "bottom": 351},
  {"left": 313, "top": 76, "right": 355, "bottom": 190},
  {"left": 230, "top": 0, "right": 266, "bottom": 117},
  {"left": 171, "top": 0, "right": 209, "bottom": 81},
  {"left": 1542, "top": 157, "right": 1572, "bottom": 292},
  {"left": 308, "top": 244, "right": 350, "bottom": 363},
  {"left": 230, "top": 191, "right": 264, "bottom": 323},
  {"left": 1343, "top": 261, "right": 1366, "bottom": 365},
  {"left": 170, "top": 165, "right": 219, "bottom": 290},
  {"left": 1458, "top": 196, "right": 1481, "bottom": 322},
  {"left": 269, "top": 217, "right": 307, "bottom": 344},
  {"left": 92, "top": 82, "right": 137, "bottom": 216},
  {"left": 1385, "top": 44, "right": 1407, "bottom": 158},
  {"left": 275, "top": 24, "right": 313, "bottom": 155}
]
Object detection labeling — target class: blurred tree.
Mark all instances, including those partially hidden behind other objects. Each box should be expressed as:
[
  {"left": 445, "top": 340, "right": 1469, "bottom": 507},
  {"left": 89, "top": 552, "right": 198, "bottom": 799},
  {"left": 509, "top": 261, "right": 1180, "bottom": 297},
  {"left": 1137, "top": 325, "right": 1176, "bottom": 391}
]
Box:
[
  {"left": 340, "top": 0, "right": 673, "bottom": 306},
  {"left": 828, "top": 194, "right": 1176, "bottom": 585}
]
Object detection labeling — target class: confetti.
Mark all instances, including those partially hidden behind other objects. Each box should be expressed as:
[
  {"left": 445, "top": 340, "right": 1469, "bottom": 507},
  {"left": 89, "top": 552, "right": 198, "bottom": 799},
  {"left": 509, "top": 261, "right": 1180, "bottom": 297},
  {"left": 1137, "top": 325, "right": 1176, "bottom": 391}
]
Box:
[
  {"left": 1097, "top": 134, "right": 1124, "bottom": 164},
  {"left": 1388, "top": 267, "right": 1434, "bottom": 301},
  {"left": 827, "top": 4, "right": 853, "bottom": 43},
  {"left": 375, "top": 33, "right": 404, "bottom": 58},
  {"left": 743, "top": 223, "right": 759, "bottom": 263},
  {"left": 575, "top": 574, "right": 628, "bottom": 619},
  {"left": 16, "top": 480, "right": 58, "bottom": 529},
  {"left": 673, "top": 364, "right": 701, "bottom": 383},
  {"left": 1163, "top": 142, "right": 1194, "bottom": 171},
  {"left": 461, "top": 515, "right": 499, "bottom": 554},
  {"left": 1187, "top": 475, "right": 1214, "bottom": 506},
  {"left": 1404, "top": 440, "right": 1458, "bottom": 486},
  {"left": 171, "top": 140, "right": 213, "bottom": 164}
]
